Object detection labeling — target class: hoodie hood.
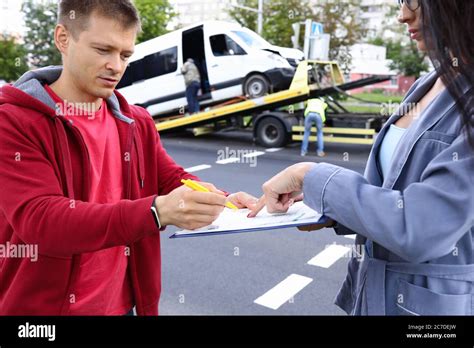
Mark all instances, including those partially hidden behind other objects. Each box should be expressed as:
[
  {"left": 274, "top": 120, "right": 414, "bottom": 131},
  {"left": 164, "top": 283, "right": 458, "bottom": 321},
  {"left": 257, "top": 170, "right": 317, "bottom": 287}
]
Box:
[
  {"left": 0, "top": 65, "right": 134, "bottom": 125},
  {"left": 0, "top": 66, "right": 147, "bottom": 199}
]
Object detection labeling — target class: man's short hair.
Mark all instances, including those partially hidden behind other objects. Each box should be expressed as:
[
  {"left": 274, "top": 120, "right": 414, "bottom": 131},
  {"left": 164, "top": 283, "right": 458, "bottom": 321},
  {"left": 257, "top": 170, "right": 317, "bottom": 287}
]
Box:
[{"left": 58, "top": 0, "right": 142, "bottom": 39}]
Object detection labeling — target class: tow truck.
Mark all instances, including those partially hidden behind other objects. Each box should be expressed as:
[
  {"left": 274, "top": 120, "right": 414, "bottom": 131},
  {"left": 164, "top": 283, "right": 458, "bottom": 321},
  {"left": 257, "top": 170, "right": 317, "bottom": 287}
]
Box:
[{"left": 155, "top": 60, "right": 391, "bottom": 147}]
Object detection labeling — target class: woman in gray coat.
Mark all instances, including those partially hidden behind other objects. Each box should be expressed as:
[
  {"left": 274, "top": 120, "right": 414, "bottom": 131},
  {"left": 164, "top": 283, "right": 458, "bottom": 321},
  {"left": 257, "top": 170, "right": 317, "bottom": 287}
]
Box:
[{"left": 249, "top": 0, "right": 473, "bottom": 315}]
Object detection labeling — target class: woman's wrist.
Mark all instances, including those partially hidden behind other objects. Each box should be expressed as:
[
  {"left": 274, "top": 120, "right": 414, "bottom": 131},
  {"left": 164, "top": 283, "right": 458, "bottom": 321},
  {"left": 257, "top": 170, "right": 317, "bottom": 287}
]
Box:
[{"left": 293, "top": 162, "right": 316, "bottom": 186}]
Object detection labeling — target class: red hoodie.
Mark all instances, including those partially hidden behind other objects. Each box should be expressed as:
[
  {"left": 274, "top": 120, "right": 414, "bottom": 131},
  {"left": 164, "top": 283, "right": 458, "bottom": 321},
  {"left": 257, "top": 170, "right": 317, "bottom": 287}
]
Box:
[{"left": 0, "top": 67, "right": 197, "bottom": 315}]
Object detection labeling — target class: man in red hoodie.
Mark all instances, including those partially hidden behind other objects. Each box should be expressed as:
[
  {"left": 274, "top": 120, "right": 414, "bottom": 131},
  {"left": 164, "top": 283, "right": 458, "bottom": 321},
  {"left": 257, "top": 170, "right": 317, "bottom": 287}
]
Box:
[{"left": 0, "top": 0, "right": 257, "bottom": 315}]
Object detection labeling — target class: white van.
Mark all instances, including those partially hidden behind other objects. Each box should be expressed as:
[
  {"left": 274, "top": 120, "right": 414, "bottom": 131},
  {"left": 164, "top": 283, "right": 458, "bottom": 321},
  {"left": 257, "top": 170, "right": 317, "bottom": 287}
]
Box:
[{"left": 117, "top": 21, "right": 304, "bottom": 117}]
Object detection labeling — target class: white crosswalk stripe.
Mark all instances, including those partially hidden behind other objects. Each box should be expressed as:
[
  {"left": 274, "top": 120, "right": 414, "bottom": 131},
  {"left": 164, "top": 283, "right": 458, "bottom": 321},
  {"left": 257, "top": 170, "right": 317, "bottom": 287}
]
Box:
[
  {"left": 184, "top": 164, "right": 212, "bottom": 173},
  {"left": 265, "top": 148, "right": 283, "bottom": 153},
  {"left": 242, "top": 151, "right": 266, "bottom": 158},
  {"left": 254, "top": 274, "right": 313, "bottom": 310},
  {"left": 307, "top": 244, "right": 351, "bottom": 268},
  {"left": 216, "top": 157, "right": 240, "bottom": 164}
]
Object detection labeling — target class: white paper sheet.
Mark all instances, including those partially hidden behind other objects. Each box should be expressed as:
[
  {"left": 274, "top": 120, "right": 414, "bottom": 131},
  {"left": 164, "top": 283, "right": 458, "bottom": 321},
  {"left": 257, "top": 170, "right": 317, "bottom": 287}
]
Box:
[{"left": 171, "top": 201, "right": 323, "bottom": 238}]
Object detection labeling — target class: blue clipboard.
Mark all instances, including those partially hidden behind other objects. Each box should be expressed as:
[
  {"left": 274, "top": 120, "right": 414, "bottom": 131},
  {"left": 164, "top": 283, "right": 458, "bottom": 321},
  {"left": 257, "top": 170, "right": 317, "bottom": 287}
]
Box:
[{"left": 170, "top": 215, "right": 331, "bottom": 239}]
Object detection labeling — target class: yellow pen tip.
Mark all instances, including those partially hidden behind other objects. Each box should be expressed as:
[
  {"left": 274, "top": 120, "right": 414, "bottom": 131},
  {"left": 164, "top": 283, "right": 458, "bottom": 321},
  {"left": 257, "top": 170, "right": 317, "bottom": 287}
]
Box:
[{"left": 226, "top": 202, "right": 239, "bottom": 210}]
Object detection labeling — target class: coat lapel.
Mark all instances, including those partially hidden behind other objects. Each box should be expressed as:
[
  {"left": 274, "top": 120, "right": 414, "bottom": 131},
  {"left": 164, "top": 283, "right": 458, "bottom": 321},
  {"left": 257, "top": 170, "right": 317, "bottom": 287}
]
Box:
[
  {"left": 383, "top": 72, "right": 470, "bottom": 189},
  {"left": 363, "top": 70, "right": 463, "bottom": 188}
]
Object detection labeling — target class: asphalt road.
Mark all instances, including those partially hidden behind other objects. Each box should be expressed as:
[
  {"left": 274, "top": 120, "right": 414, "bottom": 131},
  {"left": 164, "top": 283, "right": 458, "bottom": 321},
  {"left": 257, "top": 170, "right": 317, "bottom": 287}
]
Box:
[{"left": 158, "top": 130, "right": 371, "bottom": 315}]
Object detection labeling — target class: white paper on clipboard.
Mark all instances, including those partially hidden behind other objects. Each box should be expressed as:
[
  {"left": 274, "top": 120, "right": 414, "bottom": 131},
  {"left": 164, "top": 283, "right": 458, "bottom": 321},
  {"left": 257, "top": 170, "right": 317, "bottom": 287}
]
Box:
[{"left": 170, "top": 201, "right": 324, "bottom": 238}]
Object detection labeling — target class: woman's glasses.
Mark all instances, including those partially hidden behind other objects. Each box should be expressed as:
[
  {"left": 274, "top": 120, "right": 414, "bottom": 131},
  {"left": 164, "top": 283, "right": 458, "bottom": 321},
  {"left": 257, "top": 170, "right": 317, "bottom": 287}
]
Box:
[{"left": 398, "top": 0, "right": 421, "bottom": 12}]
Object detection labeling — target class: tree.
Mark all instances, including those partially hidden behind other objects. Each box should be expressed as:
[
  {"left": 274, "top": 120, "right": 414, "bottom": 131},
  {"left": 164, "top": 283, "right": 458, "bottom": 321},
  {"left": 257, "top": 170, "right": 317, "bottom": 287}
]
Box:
[
  {"left": 312, "top": 0, "right": 367, "bottom": 74},
  {"left": 0, "top": 36, "right": 29, "bottom": 82},
  {"left": 22, "top": 0, "right": 61, "bottom": 68},
  {"left": 228, "top": 0, "right": 312, "bottom": 48},
  {"left": 386, "top": 40, "right": 429, "bottom": 78},
  {"left": 228, "top": 0, "right": 259, "bottom": 34},
  {"left": 227, "top": 0, "right": 258, "bottom": 32},
  {"left": 134, "top": 0, "right": 176, "bottom": 43},
  {"left": 228, "top": 0, "right": 366, "bottom": 73},
  {"left": 263, "top": 0, "right": 313, "bottom": 48}
]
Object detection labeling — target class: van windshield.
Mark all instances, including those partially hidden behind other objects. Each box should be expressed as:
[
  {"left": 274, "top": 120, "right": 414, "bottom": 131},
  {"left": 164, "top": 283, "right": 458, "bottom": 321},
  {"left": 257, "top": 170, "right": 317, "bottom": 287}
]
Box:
[{"left": 232, "top": 30, "right": 270, "bottom": 49}]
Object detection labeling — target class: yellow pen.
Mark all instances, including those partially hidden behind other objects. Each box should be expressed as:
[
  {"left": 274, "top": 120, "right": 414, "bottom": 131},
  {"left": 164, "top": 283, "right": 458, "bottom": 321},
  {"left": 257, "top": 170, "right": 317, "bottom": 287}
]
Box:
[{"left": 181, "top": 179, "right": 238, "bottom": 210}]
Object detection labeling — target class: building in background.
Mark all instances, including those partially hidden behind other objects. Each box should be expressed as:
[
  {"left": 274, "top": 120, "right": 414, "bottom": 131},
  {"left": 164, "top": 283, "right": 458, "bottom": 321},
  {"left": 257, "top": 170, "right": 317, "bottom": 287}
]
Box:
[
  {"left": 169, "top": 0, "right": 233, "bottom": 29},
  {"left": 351, "top": 0, "right": 421, "bottom": 94},
  {"left": 358, "top": 0, "right": 401, "bottom": 41},
  {"left": 349, "top": 43, "right": 398, "bottom": 94},
  {"left": 349, "top": 42, "right": 422, "bottom": 95},
  {"left": 305, "top": 0, "right": 401, "bottom": 41}
]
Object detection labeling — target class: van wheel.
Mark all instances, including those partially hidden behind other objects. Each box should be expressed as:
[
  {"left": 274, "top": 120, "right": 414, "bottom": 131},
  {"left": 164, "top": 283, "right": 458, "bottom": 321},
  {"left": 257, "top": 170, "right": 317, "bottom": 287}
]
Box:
[
  {"left": 244, "top": 74, "right": 270, "bottom": 98},
  {"left": 256, "top": 118, "right": 288, "bottom": 148}
]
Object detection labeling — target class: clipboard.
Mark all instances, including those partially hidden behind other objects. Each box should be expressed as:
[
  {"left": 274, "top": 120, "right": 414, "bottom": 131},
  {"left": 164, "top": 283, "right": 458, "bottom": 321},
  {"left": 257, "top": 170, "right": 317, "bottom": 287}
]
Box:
[{"left": 170, "top": 201, "right": 330, "bottom": 239}]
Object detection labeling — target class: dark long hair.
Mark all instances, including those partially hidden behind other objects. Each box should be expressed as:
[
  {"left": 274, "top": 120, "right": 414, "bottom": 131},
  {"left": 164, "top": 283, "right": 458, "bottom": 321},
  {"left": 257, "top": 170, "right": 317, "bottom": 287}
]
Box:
[{"left": 420, "top": 0, "right": 474, "bottom": 149}]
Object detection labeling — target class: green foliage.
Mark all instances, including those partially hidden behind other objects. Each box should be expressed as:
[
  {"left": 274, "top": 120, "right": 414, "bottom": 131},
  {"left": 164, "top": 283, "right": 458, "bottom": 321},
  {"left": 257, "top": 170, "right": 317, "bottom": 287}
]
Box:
[
  {"left": 22, "top": 0, "right": 61, "bottom": 68},
  {"left": 369, "top": 37, "right": 429, "bottom": 78},
  {"left": 0, "top": 36, "right": 29, "bottom": 82},
  {"left": 227, "top": 0, "right": 259, "bottom": 34},
  {"left": 387, "top": 41, "right": 429, "bottom": 78},
  {"left": 228, "top": 0, "right": 366, "bottom": 73},
  {"left": 134, "top": 0, "right": 176, "bottom": 43},
  {"left": 353, "top": 92, "right": 403, "bottom": 103},
  {"left": 228, "top": 0, "right": 313, "bottom": 47},
  {"left": 263, "top": 0, "right": 313, "bottom": 48},
  {"left": 312, "top": 0, "right": 367, "bottom": 74}
]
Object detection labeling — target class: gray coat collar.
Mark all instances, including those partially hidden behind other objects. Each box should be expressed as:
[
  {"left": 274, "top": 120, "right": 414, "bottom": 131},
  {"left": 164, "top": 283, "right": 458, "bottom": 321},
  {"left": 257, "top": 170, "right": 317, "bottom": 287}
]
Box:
[{"left": 365, "top": 71, "right": 464, "bottom": 189}]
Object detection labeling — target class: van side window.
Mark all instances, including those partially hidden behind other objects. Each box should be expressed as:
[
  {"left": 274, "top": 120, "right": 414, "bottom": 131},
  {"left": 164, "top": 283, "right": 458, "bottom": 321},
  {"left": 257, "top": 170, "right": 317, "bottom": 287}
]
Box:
[
  {"left": 117, "top": 59, "right": 146, "bottom": 89},
  {"left": 144, "top": 46, "right": 178, "bottom": 78},
  {"left": 210, "top": 34, "right": 246, "bottom": 56},
  {"left": 117, "top": 46, "right": 178, "bottom": 89}
]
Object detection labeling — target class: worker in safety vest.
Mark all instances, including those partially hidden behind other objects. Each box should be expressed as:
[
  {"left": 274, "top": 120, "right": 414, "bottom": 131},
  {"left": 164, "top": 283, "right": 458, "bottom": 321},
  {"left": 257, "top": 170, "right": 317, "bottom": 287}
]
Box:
[{"left": 301, "top": 97, "right": 328, "bottom": 157}]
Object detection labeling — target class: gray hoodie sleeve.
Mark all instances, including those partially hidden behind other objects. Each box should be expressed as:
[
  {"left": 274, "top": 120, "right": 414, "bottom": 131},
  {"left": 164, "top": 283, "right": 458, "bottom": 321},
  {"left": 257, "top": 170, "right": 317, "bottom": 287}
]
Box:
[{"left": 302, "top": 130, "right": 474, "bottom": 263}]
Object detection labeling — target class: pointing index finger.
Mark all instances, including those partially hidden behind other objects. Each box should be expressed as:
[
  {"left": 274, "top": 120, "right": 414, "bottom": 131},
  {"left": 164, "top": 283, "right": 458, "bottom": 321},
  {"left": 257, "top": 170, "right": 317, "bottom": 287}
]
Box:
[{"left": 247, "top": 195, "right": 265, "bottom": 218}]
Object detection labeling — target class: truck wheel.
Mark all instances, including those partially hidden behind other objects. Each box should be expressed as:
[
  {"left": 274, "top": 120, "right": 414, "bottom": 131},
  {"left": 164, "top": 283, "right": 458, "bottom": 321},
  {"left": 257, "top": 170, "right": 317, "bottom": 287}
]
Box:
[
  {"left": 256, "top": 118, "right": 288, "bottom": 148},
  {"left": 244, "top": 74, "right": 270, "bottom": 98}
]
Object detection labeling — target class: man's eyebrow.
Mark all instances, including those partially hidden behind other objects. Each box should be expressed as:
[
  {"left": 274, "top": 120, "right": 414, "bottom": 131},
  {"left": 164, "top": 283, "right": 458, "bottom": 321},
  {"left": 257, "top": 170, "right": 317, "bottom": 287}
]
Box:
[{"left": 90, "top": 42, "right": 134, "bottom": 55}]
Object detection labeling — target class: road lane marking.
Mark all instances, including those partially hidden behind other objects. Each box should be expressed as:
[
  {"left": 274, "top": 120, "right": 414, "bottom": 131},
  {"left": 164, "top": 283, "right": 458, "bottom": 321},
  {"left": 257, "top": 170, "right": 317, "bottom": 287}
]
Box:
[
  {"left": 307, "top": 244, "right": 351, "bottom": 268},
  {"left": 242, "top": 151, "right": 266, "bottom": 158},
  {"left": 253, "top": 274, "right": 313, "bottom": 310},
  {"left": 216, "top": 157, "right": 240, "bottom": 164},
  {"left": 184, "top": 164, "right": 212, "bottom": 173},
  {"left": 265, "top": 148, "right": 283, "bottom": 153}
]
